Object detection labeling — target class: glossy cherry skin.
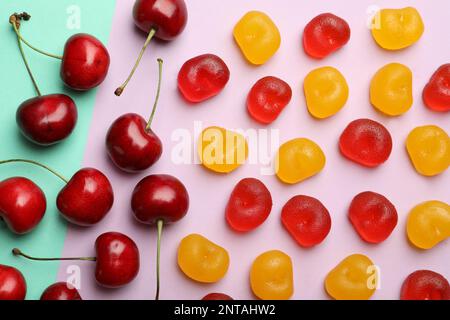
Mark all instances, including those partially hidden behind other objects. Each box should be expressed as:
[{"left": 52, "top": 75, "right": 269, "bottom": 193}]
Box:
[
  {"left": 349, "top": 191, "right": 398, "bottom": 244},
  {"left": 247, "top": 76, "right": 292, "bottom": 124},
  {"left": 178, "top": 54, "right": 230, "bottom": 103},
  {"left": 133, "top": 0, "right": 188, "bottom": 41},
  {"left": 339, "top": 119, "right": 393, "bottom": 167},
  {"left": 0, "top": 177, "right": 46, "bottom": 234},
  {"left": 95, "top": 232, "right": 140, "bottom": 288},
  {"left": 16, "top": 94, "right": 78, "bottom": 146},
  {"left": 423, "top": 64, "right": 450, "bottom": 112},
  {"left": 56, "top": 168, "right": 114, "bottom": 226},
  {"left": 131, "top": 174, "right": 189, "bottom": 225},
  {"left": 106, "top": 113, "right": 162, "bottom": 173},
  {"left": 226, "top": 178, "right": 272, "bottom": 232},
  {"left": 0, "top": 264, "right": 27, "bottom": 300},
  {"left": 40, "top": 282, "right": 82, "bottom": 300},
  {"left": 61, "top": 33, "right": 110, "bottom": 91},
  {"left": 281, "top": 195, "right": 331, "bottom": 247},
  {"left": 202, "top": 293, "right": 234, "bottom": 300},
  {"left": 303, "top": 13, "right": 350, "bottom": 59},
  {"left": 401, "top": 270, "right": 450, "bottom": 300}
]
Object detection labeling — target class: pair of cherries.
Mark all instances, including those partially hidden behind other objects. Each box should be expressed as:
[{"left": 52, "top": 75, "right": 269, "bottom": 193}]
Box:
[
  {"left": 0, "top": 231, "right": 140, "bottom": 299},
  {"left": 10, "top": 13, "right": 110, "bottom": 146},
  {"left": 0, "top": 159, "right": 114, "bottom": 234}
]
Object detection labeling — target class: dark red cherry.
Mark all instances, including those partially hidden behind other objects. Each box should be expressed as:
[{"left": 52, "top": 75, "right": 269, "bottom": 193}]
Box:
[
  {"left": 16, "top": 94, "right": 78, "bottom": 146},
  {"left": 133, "top": 0, "right": 188, "bottom": 40},
  {"left": 40, "top": 282, "right": 82, "bottom": 300},
  {"left": 57, "top": 168, "right": 114, "bottom": 226},
  {"left": 0, "top": 264, "right": 27, "bottom": 300},
  {"left": 0, "top": 177, "right": 46, "bottom": 234},
  {"left": 106, "top": 113, "right": 162, "bottom": 172},
  {"left": 61, "top": 33, "right": 110, "bottom": 91}
]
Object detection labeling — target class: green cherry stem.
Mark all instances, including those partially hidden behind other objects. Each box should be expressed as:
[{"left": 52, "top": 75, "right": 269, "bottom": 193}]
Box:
[
  {"left": 155, "top": 219, "right": 163, "bottom": 300},
  {"left": 146, "top": 58, "right": 163, "bottom": 132},
  {"left": 12, "top": 248, "right": 96, "bottom": 262},
  {"left": 0, "top": 159, "right": 68, "bottom": 184},
  {"left": 10, "top": 13, "right": 63, "bottom": 60},
  {"left": 115, "top": 28, "right": 156, "bottom": 96},
  {"left": 10, "top": 16, "right": 41, "bottom": 96}
]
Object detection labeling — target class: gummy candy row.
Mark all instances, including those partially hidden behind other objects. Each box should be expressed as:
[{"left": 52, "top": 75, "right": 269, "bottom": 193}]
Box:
[{"left": 177, "top": 181, "right": 450, "bottom": 299}]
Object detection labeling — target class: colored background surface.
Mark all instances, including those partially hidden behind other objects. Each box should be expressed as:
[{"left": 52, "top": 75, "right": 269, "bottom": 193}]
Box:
[
  {"left": 1, "top": 0, "right": 449, "bottom": 300},
  {"left": 0, "top": 0, "right": 115, "bottom": 299}
]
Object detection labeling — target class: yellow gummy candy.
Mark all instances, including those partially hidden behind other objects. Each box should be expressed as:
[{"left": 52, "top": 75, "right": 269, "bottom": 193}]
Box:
[
  {"left": 370, "top": 63, "right": 413, "bottom": 116},
  {"left": 371, "top": 7, "right": 424, "bottom": 50},
  {"left": 233, "top": 11, "right": 281, "bottom": 65},
  {"left": 407, "top": 201, "right": 450, "bottom": 250},
  {"left": 250, "top": 250, "right": 293, "bottom": 300},
  {"left": 325, "top": 254, "right": 378, "bottom": 300},
  {"left": 198, "top": 126, "right": 248, "bottom": 173},
  {"left": 178, "top": 234, "right": 230, "bottom": 283},
  {"left": 406, "top": 125, "right": 450, "bottom": 176},
  {"left": 275, "top": 138, "right": 326, "bottom": 184},
  {"left": 304, "top": 66, "right": 349, "bottom": 119}
]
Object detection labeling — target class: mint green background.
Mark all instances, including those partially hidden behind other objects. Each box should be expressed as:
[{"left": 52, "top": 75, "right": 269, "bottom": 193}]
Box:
[{"left": 0, "top": 0, "right": 115, "bottom": 299}]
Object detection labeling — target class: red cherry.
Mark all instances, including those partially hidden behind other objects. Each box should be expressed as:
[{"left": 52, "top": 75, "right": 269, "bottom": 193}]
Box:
[
  {"left": 61, "top": 33, "right": 110, "bottom": 91},
  {"left": 0, "top": 177, "right": 46, "bottom": 234},
  {"left": 16, "top": 94, "right": 78, "bottom": 146},
  {"left": 202, "top": 293, "right": 234, "bottom": 300},
  {"left": 106, "top": 113, "right": 162, "bottom": 172},
  {"left": 247, "top": 76, "right": 292, "bottom": 124},
  {"left": 10, "top": 14, "right": 109, "bottom": 91},
  {"left": 131, "top": 174, "right": 189, "bottom": 299},
  {"left": 303, "top": 13, "right": 350, "bottom": 59},
  {"left": 281, "top": 195, "right": 331, "bottom": 247},
  {"left": 401, "top": 270, "right": 450, "bottom": 300},
  {"left": 107, "top": 59, "right": 164, "bottom": 172},
  {"left": 57, "top": 168, "right": 114, "bottom": 226},
  {"left": 132, "top": 174, "right": 189, "bottom": 225},
  {"left": 225, "top": 178, "right": 272, "bottom": 232},
  {"left": 0, "top": 265, "right": 27, "bottom": 300},
  {"left": 40, "top": 282, "right": 82, "bottom": 300},
  {"left": 94, "top": 232, "right": 140, "bottom": 288},
  {"left": 115, "top": 0, "right": 188, "bottom": 96},
  {"left": 339, "top": 119, "right": 393, "bottom": 167},
  {"left": 178, "top": 54, "right": 230, "bottom": 103},
  {"left": 13, "top": 232, "right": 140, "bottom": 289},
  {"left": 348, "top": 191, "right": 398, "bottom": 244},
  {"left": 423, "top": 64, "right": 450, "bottom": 112},
  {"left": 133, "top": 0, "right": 188, "bottom": 40}
]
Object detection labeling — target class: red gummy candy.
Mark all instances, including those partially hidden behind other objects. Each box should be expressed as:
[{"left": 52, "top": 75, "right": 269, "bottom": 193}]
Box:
[
  {"left": 423, "top": 64, "right": 450, "bottom": 112},
  {"left": 225, "top": 178, "right": 272, "bottom": 232},
  {"left": 247, "top": 76, "right": 292, "bottom": 124},
  {"left": 339, "top": 119, "right": 392, "bottom": 167},
  {"left": 202, "top": 293, "right": 234, "bottom": 300},
  {"left": 178, "top": 54, "right": 230, "bottom": 103},
  {"left": 303, "top": 13, "right": 350, "bottom": 59},
  {"left": 349, "top": 191, "right": 398, "bottom": 244},
  {"left": 401, "top": 270, "right": 450, "bottom": 300},
  {"left": 281, "top": 195, "right": 331, "bottom": 247}
]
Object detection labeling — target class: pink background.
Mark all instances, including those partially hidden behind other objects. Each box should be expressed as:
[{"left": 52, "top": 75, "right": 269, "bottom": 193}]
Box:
[{"left": 58, "top": 0, "right": 449, "bottom": 299}]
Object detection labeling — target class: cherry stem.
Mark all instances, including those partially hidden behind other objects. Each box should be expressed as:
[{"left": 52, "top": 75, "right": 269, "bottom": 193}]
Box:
[
  {"left": 10, "top": 13, "right": 63, "bottom": 60},
  {"left": 115, "top": 28, "right": 156, "bottom": 96},
  {"left": 12, "top": 248, "right": 96, "bottom": 262},
  {"left": 155, "top": 219, "right": 163, "bottom": 300},
  {"left": 0, "top": 159, "right": 68, "bottom": 184},
  {"left": 146, "top": 58, "right": 163, "bottom": 131},
  {"left": 10, "top": 16, "right": 41, "bottom": 96}
]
